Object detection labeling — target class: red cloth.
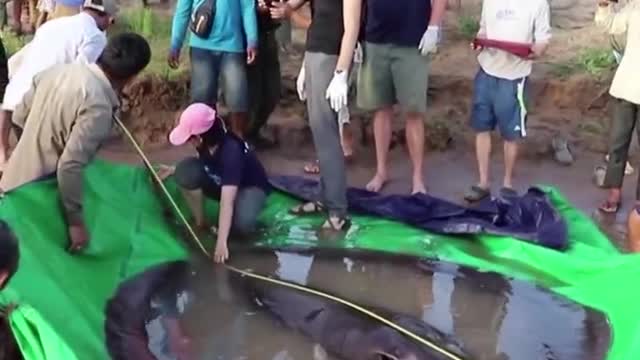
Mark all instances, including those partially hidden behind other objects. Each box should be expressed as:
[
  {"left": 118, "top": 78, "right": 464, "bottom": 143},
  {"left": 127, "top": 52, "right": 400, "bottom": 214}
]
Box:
[{"left": 473, "top": 38, "right": 533, "bottom": 58}]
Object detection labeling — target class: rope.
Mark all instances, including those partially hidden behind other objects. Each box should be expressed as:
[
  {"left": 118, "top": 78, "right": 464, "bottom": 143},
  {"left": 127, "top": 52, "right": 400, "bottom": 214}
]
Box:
[{"left": 113, "top": 116, "right": 465, "bottom": 360}]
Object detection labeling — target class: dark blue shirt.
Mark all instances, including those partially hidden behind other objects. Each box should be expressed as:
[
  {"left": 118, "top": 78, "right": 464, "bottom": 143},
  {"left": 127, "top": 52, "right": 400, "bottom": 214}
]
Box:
[
  {"left": 364, "top": 0, "right": 431, "bottom": 47},
  {"left": 197, "top": 136, "right": 271, "bottom": 198}
]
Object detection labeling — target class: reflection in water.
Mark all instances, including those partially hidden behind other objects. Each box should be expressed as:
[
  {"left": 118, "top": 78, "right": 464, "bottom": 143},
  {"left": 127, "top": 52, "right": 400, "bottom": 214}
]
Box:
[{"left": 133, "top": 250, "right": 609, "bottom": 360}]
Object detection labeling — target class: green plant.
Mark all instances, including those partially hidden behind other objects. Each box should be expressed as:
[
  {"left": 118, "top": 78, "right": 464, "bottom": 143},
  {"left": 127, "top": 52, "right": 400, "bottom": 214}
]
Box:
[
  {"left": 577, "top": 48, "right": 615, "bottom": 76},
  {"left": 458, "top": 15, "right": 480, "bottom": 40}
]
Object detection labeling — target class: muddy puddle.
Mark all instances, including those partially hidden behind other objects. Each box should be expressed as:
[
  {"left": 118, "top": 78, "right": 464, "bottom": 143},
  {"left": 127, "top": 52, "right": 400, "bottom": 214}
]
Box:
[{"left": 109, "top": 249, "right": 611, "bottom": 360}]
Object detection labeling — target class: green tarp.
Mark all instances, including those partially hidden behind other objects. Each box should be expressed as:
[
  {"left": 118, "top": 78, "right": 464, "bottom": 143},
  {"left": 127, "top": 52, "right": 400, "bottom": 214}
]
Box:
[{"left": 0, "top": 159, "right": 639, "bottom": 359}]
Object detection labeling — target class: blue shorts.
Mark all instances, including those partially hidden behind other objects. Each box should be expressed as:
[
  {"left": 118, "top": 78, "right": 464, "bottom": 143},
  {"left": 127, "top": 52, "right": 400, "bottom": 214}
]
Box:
[
  {"left": 470, "top": 68, "right": 530, "bottom": 141},
  {"left": 189, "top": 47, "right": 249, "bottom": 113}
]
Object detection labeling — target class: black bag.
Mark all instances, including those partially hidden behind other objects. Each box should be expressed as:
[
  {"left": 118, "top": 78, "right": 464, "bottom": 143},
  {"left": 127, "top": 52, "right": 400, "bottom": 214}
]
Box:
[{"left": 189, "top": 0, "right": 217, "bottom": 38}]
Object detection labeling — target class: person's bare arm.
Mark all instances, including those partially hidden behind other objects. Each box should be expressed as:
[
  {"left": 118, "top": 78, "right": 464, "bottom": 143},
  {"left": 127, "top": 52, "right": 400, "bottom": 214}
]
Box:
[
  {"left": 290, "top": 7, "right": 311, "bottom": 29},
  {"left": 335, "top": 0, "right": 362, "bottom": 72},
  {"left": 429, "top": 0, "right": 448, "bottom": 27},
  {"left": 269, "top": 0, "right": 307, "bottom": 19},
  {"left": 214, "top": 185, "right": 238, "bottom": 263},
  {"left": 530, "top": 0, "right": 552, "bottom": 59},
  {"left": 595, "top": 0, "right": 637, "bottom": 35}
]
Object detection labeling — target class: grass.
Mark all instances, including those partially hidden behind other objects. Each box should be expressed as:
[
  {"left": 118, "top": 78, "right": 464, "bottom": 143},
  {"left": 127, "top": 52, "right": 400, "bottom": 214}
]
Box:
[
  {"left": 457, "top": 14, "right": 480, "bottom": 40},
  {"left": 550, "top": 48, "right": 616, "bottom": 79},
  {"left": 2, "top": 7, "right": 186, "bottom": 79},
  {"left": 111, "top": 7, "right": 186, "bottom": 80}
]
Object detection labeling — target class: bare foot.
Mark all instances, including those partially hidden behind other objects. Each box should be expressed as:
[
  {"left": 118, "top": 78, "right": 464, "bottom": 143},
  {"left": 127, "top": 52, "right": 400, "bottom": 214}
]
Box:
[
  {"left": 411, "top": 179, "right": 427, "bottom": 195},
  {"left": 366, "top": 173, "right": 387, "bottom": 192}
]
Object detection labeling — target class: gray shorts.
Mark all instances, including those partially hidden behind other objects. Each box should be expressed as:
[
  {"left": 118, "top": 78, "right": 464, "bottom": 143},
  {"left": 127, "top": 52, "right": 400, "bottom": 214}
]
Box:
[{"left": 357, "top": 42, "right": 430, "bottom": 114}]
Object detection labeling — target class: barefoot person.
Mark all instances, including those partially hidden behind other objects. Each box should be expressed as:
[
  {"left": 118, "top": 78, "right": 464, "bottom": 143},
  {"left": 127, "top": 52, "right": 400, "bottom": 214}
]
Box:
[
  {"left": 463, "top": 0, "right": 551, "bottom": 202},
  {"left": 270, "top": 0, "right": 361, "bottom": 231},
  {"left": 0, "top": 33, "right": 151, "bottom": 253},
  {"left": 595, "top": 0, "right": 640, "bottom": 213},
  {"left": 357, "top": 0, "right": 447, "bottom": 195},
  {"left": 165, "top": 103, "right": 271, "bottom": 264},
  {"left": 0, "top": 0, "right": 117, "bottom": 174}
]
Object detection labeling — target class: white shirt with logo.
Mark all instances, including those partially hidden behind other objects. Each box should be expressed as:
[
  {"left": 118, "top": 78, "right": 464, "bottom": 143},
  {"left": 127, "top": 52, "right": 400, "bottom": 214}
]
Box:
[{"left": 477, "top": 0, "right": 552, "bottom": 80}]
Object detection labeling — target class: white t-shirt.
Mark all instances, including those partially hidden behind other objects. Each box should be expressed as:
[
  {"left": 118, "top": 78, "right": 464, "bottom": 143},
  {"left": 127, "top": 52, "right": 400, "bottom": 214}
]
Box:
[
  {"left": 477, "top": 0, "right": 552, "bottom": 80},
  {"left": 2, "top": 12, "right": 107, "bottom": 111}
]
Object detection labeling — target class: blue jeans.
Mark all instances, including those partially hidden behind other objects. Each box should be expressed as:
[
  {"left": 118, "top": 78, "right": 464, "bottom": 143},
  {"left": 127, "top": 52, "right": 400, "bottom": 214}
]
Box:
[
  {"left": 189, "top": 47, "right": 249, "bottom": 112},
  {"left": 470, "top": 68, "right": 530, "bottom": 141}
]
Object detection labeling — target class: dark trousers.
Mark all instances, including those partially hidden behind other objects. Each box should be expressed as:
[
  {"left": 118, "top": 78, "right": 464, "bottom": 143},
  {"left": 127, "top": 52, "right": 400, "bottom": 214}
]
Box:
[
  {"left": 604, "top": 98, "right": 640, "bottom": 198},
  {"left": 246, "top": 31, "right": 281, "bottom": 139}
]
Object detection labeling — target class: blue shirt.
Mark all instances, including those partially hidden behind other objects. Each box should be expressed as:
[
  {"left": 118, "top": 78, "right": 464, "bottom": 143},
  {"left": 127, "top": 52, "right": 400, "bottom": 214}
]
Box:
[
  {"left": 197, "top": 136, "right": 270, "bottom": 198},
  {"left": 170, "top": 0, "right": 258, "bottom": 53},
  {"left": 364, "top": 0, "right": 431, "bottom": 47}
]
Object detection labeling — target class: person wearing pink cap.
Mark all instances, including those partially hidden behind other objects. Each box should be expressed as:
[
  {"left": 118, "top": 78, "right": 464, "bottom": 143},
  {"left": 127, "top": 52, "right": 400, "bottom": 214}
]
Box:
[{"left": 166, "top": 103, "right": 271, "bottom": 264}]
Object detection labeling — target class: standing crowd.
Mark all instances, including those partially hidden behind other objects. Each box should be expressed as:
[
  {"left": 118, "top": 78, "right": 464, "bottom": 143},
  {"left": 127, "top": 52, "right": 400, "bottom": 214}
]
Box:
[{"left": 0, "top": 0, "right": 634, "bottom": 291}]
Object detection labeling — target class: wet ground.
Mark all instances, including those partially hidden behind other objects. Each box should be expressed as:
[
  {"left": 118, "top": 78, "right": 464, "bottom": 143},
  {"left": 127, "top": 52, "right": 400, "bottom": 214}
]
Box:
[
  {"left": 99, "top": 137, "right": 622, "bottom": 359},
  {"left": 140, "top": 249, "right": 610, "bottom": 360}
]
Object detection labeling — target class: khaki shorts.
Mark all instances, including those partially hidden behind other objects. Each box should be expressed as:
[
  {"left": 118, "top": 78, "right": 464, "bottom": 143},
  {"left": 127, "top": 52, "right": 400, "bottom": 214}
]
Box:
[{"left": 357, "top": 41, "right": 430, "bottom": 114}]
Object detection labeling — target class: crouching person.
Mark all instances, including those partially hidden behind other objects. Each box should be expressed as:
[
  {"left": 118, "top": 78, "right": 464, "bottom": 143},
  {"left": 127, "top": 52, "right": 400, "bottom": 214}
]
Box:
[{"left": 167, "top": 103, "right": 271, "bottom": 264}]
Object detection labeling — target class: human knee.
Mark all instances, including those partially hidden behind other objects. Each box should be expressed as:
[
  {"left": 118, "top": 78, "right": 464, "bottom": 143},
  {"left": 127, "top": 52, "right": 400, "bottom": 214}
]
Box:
[{"left": 174, "top": 157, "right": 207, "bottom": 191}]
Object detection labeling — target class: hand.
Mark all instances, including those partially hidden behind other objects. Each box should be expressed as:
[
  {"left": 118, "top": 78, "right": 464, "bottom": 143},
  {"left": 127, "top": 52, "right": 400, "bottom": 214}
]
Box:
[
  {"left": 470, "top": 40, "right": 482, "bottom": 52},
  {"left": 214, "top": 241, "right": 229, "bottom": 263},
  {"left": 247, "top": 47, "right": 257, "bottom": 64},
  {"left": 418, "top": 25, "right": 440, "bottom": 56},
  {"left": 155, "top": 164, "right": 176, "bottom": 181},
  {"left": 269, "top": 1, "right": 291, "bottom": 20},
  {"left": 325, "top": 70, "right": 349, "bottom": 112},
  {"left": 296, "top": 62, "right": 306, "bottom": 101},
  {"left": 68, "top": 222, "right": 89, "bottom": 252},
  {"left": 258, "top": 0, "right": 269, "bottom": 12},
  {"left": 167, "top": 48, "right": 181, "bottom": 69}
]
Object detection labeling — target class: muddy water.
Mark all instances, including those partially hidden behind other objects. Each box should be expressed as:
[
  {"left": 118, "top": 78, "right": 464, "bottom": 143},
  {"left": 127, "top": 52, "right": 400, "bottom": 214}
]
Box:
[{"left": 144, "top": 249, "right": 610, "bottom": 360}]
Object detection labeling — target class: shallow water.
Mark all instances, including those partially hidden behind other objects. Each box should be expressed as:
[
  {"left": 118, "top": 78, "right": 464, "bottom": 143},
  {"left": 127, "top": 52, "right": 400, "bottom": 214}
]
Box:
[{"left": 142, "top": 249, "right": 610, "bottom": 360}]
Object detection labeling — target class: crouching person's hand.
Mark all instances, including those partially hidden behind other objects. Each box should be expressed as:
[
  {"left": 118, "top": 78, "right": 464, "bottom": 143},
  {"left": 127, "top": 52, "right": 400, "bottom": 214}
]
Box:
[{"left": 68, "top": 221, "right": 89, "bottom": 253}]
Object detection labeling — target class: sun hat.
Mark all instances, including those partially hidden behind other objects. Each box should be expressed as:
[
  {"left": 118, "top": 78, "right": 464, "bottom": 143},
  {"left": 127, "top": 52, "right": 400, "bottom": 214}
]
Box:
[{"left": 169, "top": 103, "right": 217, "bottom": 146}]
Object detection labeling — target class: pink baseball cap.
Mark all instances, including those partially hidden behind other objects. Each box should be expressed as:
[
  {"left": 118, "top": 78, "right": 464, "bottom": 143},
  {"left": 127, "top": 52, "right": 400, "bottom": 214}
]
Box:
[{"left": 169, "top": 103, "right": 217, "bottom": 146}]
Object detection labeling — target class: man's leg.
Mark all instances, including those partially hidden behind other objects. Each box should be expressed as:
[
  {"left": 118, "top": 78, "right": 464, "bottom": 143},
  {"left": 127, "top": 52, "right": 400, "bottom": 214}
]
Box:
[
  {"left": 368, "top": 107, "right": 393, "bottom": 192},
  {"left": 496, "top": 77, "right": 529, "bottom": 190},
  {"left": 390, "top": 46, "right": 430, "bottom": 194},
  {"left": 356, "top": 42, "right": 395, "bottom": 193},
  {"left": 305, "top": 51, "right": 348, "bottom": 226},
  {"left": 232, "top": 187, "right": 267, "bottom": 235},
  {"left": 601, "top": 98, "right": 637, "bottom": 211},
  {"left": 220, "top": 52, "right": 250, "bottom": 139},
  {"left": 189, "top": 47, "right": 220, "bottom": 107},
  {"left": 247, "top": 32, "right": 281, "bottom": 143},
  {"left": 466, "top": 68, "right": 497, "bottom": 202}
]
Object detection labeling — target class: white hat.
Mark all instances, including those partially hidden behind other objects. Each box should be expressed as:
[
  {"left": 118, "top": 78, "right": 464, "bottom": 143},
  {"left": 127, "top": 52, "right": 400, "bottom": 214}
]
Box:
[{"left": 83, "top": 0, "right": 118, "bottom": 16}]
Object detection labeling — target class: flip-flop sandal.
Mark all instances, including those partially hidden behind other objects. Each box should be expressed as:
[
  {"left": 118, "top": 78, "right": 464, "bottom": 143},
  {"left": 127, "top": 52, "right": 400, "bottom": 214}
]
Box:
[
  {"left": 321, "top": 215, "right": 352, "bottom": 232},
  {"left": 289, "top": 201, "right": 325, "bottom": 216},
  {"left": 303, "top": 160, "right": 320, "bottom": 174},
  {"left": 464, "top": 185, "right": 490, "bottom": 203},
  {"left": 599, "top": 200, "right": 621, "bottom": 214},
  {"left": 499, "top": 187, "right": 519, "bottom": 198}
]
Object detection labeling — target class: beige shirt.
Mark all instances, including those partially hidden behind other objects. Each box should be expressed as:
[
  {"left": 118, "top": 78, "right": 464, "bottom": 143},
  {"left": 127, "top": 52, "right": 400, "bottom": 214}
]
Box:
[
  {"left": 596, "top": 1, "right": 640, "bottom": 105},
  {"left": 0, "top": 63, "right": 119, "bottom": 225},
  {"left": 477, "top": 0, "right": 552, "bottom": 80}
]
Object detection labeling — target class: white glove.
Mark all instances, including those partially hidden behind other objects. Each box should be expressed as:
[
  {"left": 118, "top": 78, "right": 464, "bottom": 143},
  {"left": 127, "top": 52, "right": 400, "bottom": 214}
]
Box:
[
  {"left": 337, "top": 106, "right": 350, "bottom": 140},
  {"left": 325, "top": 70, "right": 349, "bottom": 112},
  {"left": 296, "top": 61, "right": 306, "bottom": 101},
  {"left": 353, "top": 42, "right": 363, "bottom": 64},
  {"left": 418, "top": 25, "right": 440, "bottom": 55}
]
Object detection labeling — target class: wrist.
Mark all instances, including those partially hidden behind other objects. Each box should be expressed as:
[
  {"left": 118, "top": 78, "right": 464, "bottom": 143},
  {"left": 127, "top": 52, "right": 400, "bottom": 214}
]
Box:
[{"left": 427, "top": 25, "right": 440, "bottom": 31}]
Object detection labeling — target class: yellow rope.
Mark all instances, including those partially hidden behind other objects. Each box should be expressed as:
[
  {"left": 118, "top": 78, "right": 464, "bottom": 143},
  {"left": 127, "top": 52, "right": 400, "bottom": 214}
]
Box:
[{"left": 114, "top": 116, "right": 465, "bottom": 360}]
